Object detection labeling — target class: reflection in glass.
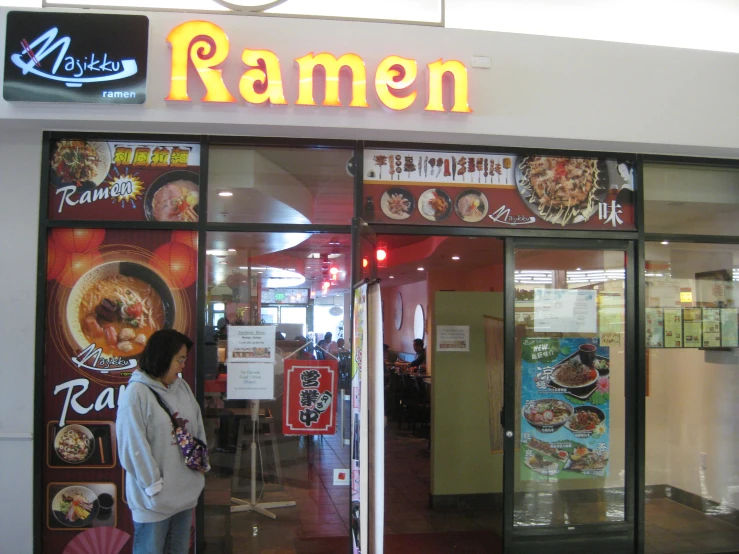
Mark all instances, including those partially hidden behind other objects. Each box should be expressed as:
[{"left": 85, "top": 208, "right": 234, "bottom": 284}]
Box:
[
  {"left": 202, "top": 231, "right": 352, "bottom": 551},
  {"left": 514, "top": 248, "right": 626, "bottom": 527},
  {"left": 644, "top": 242, "right": 739, "bottom": 553},
  {"left": 644, "top": 163, "right": 739, "bottom": 236},
  {"left": 207, "top": 146, "right": 355, "bottom": 225}
]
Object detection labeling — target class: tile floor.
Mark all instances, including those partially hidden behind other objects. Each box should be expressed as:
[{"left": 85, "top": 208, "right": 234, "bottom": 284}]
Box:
[
  {"left": 203, "top": 411, "right": 502, "bottom": 553},
  {"left": 645, "top": 498, "right": 739, "bottom": 554},
  {"left": 202, "top": 414, "right": 738, "bottom": 553}
]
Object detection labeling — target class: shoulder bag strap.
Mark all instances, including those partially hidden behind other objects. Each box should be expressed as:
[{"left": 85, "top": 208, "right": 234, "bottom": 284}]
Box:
[{"left": 143, "top": 384, "right": 180, "bottom": 429}]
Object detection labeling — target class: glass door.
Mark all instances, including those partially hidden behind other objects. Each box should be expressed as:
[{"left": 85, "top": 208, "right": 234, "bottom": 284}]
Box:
[{"left": 504, "top": 239, "right": 636, "bottom": 553}]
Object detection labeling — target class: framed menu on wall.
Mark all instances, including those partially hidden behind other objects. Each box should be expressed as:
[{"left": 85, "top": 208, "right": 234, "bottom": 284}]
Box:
[
  {"left": 663, "top": 308, "right": 683, "bottom": 348},
  {"left": 721, "top": 308, "right": 739, "bottom": 347},
  {"left": 683, "top": 308, "right": 702, "bottom": 348}
]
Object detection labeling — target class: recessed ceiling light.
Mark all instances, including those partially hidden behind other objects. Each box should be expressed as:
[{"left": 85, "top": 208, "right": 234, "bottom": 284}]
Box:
[
  {"left": 239, "top": 266, "right": 248, "bottom": 269},
  {"left": 452, "top": 256, "right": 460, "bottom": 261},
  {"left": 661, "top": 241, "right": 669, "bottom": 245},
  {"left": 389, "top": 275, "right": 395, "bottom": 279},
  {"left": 219, "top": 191, "right": 233, "bottom": 197},
  {"left": 257, "top": 271, "right": 263, "bottom": 274},
  {"left": 228, "top": 248, "right": 236, "bottom": 252},
  {"left": 576, "top": 267, "right": 581, "bottom": 271},
  {"left": 219, "top": 261, "right": 227, "bottom": 265},
  {"left": 417, "top": 267, "right": 424, "bottom": 271}
]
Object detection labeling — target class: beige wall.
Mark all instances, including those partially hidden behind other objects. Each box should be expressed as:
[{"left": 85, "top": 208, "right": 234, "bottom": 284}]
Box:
[
  {"left": 381, "top": 280, "right": 428, "bottom": 354},
  {"left": 646, "top": 348, "right": 739, "bottom": 510}
]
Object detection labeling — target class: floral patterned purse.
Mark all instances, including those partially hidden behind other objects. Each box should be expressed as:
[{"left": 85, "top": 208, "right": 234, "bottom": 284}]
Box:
[{"left": 148, "top": 387, "right": 210, "bottom": 473}]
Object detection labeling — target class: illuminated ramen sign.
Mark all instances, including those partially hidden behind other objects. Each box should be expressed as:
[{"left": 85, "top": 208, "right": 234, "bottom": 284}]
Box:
[{"left": 166, "top": 20, "right": 472, "bottom": 113}]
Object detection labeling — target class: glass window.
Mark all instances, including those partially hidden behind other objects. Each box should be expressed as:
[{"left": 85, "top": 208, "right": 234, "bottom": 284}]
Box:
[
  {"left": 202, "top": 231, "right": 352, "bottom": 551},
  {"left": 644, "top": 241, "right": 739, "bottom": 553},
  {"left": 207, "top": 146, "right": 355, "bottom": 225},
  {"left": 261, "top": 306, "right": 278, "bottom": 324},
  {"left": 514, "top": 248, "right": 626, "bottom": 526},
  {"left": 644, "top": 163, "right": 739, "bottom": 236}
]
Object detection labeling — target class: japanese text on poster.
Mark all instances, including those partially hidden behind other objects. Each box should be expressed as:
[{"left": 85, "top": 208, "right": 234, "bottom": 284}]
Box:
[{"left": 520, "top": 338, "right": 610, "bottom": 481}]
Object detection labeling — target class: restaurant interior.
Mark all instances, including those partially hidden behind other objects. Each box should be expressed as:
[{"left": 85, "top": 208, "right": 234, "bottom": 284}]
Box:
[{"left": 197, "top": 145, "right": 739, "bottom": 553}]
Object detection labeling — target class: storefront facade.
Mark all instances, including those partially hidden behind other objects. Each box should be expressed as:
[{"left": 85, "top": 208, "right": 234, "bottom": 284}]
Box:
[{"left": 1, "top": 5, "right": 738, "bottom": 554}]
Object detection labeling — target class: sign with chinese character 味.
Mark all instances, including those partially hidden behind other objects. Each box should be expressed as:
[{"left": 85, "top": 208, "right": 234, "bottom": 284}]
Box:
[
  {"left": 48, "top": 139, "right": 200, "bottom": 222},
  {"left": 363, "top": 150, "right": 636, "bottom": 231},
  {"left": 283, "top": 360, "right": 338, "bottom": 435}
]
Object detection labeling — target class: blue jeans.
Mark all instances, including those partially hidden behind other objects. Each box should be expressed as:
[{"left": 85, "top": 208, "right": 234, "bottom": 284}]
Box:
[{"left": 133, "top": 509, "right": 192, "bottom": 554}]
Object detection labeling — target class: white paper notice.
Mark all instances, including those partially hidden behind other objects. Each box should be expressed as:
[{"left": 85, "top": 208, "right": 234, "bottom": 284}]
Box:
[
  {"left": 534, "top": 289, "right": 597, "bottom": 333},
  {"left": 228, "top": 326, "right": 276, "bottom": 364},
  {"left": 227, "top": 362, "right": 275, "bottom": 400},
  {"left": 436, "top": 325, "right": 470, "bottom": 352}
]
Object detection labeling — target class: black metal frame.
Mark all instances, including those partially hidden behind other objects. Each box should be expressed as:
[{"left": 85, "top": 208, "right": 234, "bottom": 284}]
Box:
[
  {"left": 502, "top": 237, "right": 636, "bottom": 554},
  {"left": 32, "top": 131, "right": 739, "bottom": 554}
]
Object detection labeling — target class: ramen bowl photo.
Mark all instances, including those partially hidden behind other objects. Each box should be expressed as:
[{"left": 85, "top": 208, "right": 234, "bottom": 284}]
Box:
[
  {"left": 66, "top": 261, "right": 176, "bottom": 359},
  {"left": 144, "top": 170, "right": 200, "bottom": 223},
  {"left": 54, "top": 424, "right": 95, "bottom": 464}
]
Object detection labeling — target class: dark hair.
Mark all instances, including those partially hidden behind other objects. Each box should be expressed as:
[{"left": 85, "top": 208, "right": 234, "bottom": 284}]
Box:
[
  {"left": 413, "top": 338, "right": 424, "bottom": 348},
  {"left": 138, "top": 329, "right": 193, "bottom": 378},
  {"left": 324, "top": 332, "right": 332, "bottom": 341}
]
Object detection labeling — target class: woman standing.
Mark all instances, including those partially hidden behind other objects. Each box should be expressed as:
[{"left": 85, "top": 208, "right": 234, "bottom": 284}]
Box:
[{"left": 117, "top": 329, "right": 208, "bottom": 554}]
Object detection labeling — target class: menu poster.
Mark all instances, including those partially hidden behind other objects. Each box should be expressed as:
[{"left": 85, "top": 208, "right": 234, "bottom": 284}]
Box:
[
  {"left": 436, "top": 325, "right": 470, "bottom": 352},
  {"left": 702, "top": 308, "right": 721, "bottom": 347},
  {"left": 534, "top": 289, "right": 597, "bottom": 334},
  {"left": 645, "top": 308, "right": 664, "bottom": 348},
  {"left": 351, "top": 283, "right": 369, "bottom": 554},
  {"left": 663, "top": 308, "right": 684, "bottom": 348},
  {"left": 721, "top": 308, "right": 739, "bottom": 347},
  {"left": 520, "top": 338, "right": 610, "bottom": 481},
  {"left": 363, "top": 149, "right": 635, "bottom": 231},
  {"left": 228, "top": 325, "right": 276, "bottom": 364},
  {"left": 43, "top": 228, "right": 197, "bottom": 553},
  {"left": 683, "top": 308, "right": 702, "bottom": 348},
  {"left": 48, "top": 139, "right": 200, "bottom": 222}
]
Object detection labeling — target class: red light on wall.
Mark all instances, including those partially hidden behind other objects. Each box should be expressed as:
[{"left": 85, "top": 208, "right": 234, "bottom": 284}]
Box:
[{"left": 376, "top": 240, "right": 387, "bottom": 269}]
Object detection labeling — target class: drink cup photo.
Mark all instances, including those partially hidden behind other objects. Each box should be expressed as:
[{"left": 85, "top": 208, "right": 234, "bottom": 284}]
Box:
[{"left": 578, "top": 343, "right": 597, "bottom": 366}]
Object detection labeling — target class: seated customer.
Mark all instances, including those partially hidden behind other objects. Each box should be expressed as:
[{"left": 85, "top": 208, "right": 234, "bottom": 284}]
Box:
[{"left": 408, "top": 338, "right": 426, "bottom": 372}]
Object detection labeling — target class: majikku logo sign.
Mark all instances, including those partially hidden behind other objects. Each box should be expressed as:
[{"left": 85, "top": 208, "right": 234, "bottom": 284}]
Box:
[{"left": 3, "top": 11, "right": 149, "bottom": 104}]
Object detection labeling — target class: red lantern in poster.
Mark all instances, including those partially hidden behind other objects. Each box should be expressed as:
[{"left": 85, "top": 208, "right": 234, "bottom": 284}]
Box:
[
  {"left": 152, "top": 241, "right": 197, "bottom": 289},
  {"left": 57, "top": 251, "right": 104, "bottom": 288},
  {"left": 171, "top": 229, "right": 198, "bottom": 251},
  {"left": 46, "top": 236, "right": 69, "bottom": 281},
  {"left": 283, "top": 359, "right": 338, "bottom": 435},
  {"left": 51, "top": 228, "right": 106, "bottom": 253}
]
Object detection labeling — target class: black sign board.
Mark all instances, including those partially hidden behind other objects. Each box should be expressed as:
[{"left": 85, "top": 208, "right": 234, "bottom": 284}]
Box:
[{"left": 3, "top": 11, "right": 148, "bottom": 104}]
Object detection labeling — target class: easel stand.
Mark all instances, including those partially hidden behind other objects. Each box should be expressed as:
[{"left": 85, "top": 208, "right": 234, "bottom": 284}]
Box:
[{"left": 230, "top": 400, "right": 296, "bottom": 518}]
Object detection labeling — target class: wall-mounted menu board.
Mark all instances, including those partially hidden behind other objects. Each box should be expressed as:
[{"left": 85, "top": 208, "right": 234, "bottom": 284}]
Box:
[
  {"left": 261, "top": 288, "right": 309, "bottom": 305},
  {"left": 646, "top": 307, "right": 739, "bottom": 349}
]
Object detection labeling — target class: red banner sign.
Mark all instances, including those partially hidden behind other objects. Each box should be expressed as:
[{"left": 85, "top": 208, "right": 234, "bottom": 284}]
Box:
[
  {"left": 283, "top": 360, "right": 338, "bottom": 435},
  {"left": 48, "top": 139, "right": 200, "bottom": 222}
]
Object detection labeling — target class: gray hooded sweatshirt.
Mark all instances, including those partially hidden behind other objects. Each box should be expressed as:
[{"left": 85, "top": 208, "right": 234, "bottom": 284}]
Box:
[{"left": 116, "top": 370, "right": 206, "bottom": 523}]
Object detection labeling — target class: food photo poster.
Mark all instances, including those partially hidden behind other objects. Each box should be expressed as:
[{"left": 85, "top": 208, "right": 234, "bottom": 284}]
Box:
[
  {"left": 520, "top": 337, "right": 611, "bottom": 481},
  {"left": 363, "top": 149, "right": 635, "bottom": 230},
  {"left": 43, "top": 227, "right": 198, "bottom": 553},
  {"left": 48, "top": 139, "right": 200, "bottom": 222}
]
